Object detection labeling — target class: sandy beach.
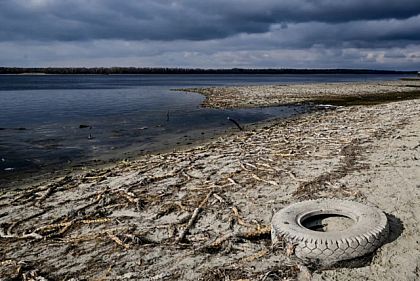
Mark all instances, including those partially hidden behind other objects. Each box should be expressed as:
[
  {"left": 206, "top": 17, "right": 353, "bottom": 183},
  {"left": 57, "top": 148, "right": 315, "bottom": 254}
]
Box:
[{"left": 1, "top": 80, "right": 420, "bottom": 280}]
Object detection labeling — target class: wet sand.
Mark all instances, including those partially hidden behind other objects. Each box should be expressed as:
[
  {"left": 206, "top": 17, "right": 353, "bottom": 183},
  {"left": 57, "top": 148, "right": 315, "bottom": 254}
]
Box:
[{"left": 0, "top": 80, "right": 420, "bottom": 280}]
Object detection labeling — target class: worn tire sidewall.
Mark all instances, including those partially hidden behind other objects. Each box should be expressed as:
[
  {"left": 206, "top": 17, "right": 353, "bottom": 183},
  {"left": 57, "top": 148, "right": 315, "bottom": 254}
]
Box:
[{"left": 271, "top": 199, "right": 389, "bottom": 265}]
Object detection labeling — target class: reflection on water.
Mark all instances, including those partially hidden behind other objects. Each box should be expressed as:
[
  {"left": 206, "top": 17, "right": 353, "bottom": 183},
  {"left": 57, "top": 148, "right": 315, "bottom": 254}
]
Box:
[{"left": 0, "top": 74, "right": 407, "bottom": 185}]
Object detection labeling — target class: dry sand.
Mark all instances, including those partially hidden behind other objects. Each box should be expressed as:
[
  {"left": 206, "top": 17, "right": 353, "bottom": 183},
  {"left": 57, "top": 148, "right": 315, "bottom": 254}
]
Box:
[
  {"left": 181, "top": 80, "right": 420, "bottom": 108},
  {"left": 0, "top": 80, "right": 420, "bottom": 280}
]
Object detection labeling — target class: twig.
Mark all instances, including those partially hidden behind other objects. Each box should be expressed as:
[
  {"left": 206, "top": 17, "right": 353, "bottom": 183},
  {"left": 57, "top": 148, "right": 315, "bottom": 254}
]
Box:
[
  {"left": 244, "top": 162, "right": 257, "bottom": 169},
  {"left": 227, "top": 178, "right": 238, "bottom": 185},
  {"left": 63, "top": 227, "right": 129, "bottom": 243},
  {"left": 108, "top": 233, "right": 130, "bottom": 249},
  {"left": 81, "top": 218, "right": 112, "bottom": 224},
  {"left": 35, "top": 186, "right": 57, "bottom": 206},
  {"left": 176, "top": 190, "right": 213, "bottom": 243},
  {"left": 199, "top": 225, "right": 271, "bottom": 252},
  {"left": 278, "top": 169, "right": 306, "bottom": 182},
  {"left": 227, "top": 117, "right": 243, "bottom": 131},
  {"left": 7, "top": 210, "right": 50, "bottom": 236},
  {"left": 251, "top": 174, "right": 279, "bottom": 186},
  {"left": 149, "top": 272, "right": 172, "bottom": 280},
  {"left": 208, "top": 233, "right": 235, "bottom": 248},
  {"left": 0, "top": 229, "right": 43, "bottom": 240},
  {"left": 212, "top": 193, "right": 225, "bottom": 203},
  {"left": 241, "top": 249, "right": 269, "bottom": 263},
  {"left": 231, "top": 206, "right": 253, "bottom": 227},
  {"left": 237, "top": 225, "right": 271, "bottom": 240}
]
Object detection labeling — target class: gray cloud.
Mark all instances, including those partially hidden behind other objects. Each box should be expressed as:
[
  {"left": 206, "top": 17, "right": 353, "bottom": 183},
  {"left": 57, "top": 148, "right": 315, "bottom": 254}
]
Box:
[
  {"left": 0, "top": 0, "right": 419, "bottom": 69},
  {"left": 1, "top": 0, "right": 420, "bottom": 42}
]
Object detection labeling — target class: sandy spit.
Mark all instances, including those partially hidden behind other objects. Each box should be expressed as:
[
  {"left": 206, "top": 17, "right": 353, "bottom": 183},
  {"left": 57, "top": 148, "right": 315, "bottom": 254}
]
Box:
[
  {"left": 180, "top": 80, "right": 420, "bottom": 108},
  {"left": 0, "top": 81, "right": 419, "bottom": 280}
]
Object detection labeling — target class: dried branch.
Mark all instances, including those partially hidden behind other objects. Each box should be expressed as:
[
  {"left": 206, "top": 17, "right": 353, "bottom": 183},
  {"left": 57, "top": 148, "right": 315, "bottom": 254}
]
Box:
[{"left": 176, "top": 190, "right": 213, "bottom": 243}]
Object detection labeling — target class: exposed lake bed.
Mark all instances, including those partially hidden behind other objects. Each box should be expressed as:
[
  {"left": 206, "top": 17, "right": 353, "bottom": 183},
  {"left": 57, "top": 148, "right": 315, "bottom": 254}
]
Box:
[{"left": 1, "top": 77, "right": 420, "bottom": 280}]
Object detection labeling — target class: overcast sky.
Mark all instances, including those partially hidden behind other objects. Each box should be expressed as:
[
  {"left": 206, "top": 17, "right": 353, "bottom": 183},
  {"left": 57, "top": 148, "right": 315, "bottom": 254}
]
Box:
[{"left": 1, "top": 0, "right": 420, "bottom": 70}]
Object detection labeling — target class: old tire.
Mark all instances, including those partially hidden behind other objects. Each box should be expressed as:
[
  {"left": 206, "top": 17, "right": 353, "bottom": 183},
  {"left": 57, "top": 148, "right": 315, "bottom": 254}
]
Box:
[{"left": 271, "top": 199, "right": 389, "bottom": 265}]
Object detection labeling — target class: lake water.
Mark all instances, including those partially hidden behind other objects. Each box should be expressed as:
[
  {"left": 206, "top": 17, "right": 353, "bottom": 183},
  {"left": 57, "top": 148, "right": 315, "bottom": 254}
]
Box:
[{"left": 0, "top": 74, "right": 407, "bottom": 186}]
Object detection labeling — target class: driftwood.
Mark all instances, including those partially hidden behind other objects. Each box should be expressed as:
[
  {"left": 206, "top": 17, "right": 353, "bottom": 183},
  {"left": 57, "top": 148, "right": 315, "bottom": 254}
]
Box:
[
  {"left": 227, "top": 117, "right": 244, "bottom": 131},
  {"left": 176, "top": 190, "right": 214, "bottom": 243}
]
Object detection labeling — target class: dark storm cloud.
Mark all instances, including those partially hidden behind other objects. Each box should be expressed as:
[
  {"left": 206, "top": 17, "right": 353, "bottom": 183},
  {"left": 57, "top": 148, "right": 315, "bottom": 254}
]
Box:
[
  {"left": 1, "top": 0, "right": 419, "bottom": 70},
  {"left": 1, "top": 0, "right": 420, "bottom": 42}
]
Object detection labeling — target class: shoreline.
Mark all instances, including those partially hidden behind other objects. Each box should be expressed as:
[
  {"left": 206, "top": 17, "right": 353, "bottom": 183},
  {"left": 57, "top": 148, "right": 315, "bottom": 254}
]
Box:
[
  {"left": 1, "top": 80, "right": 419, "bottom": 280},
  {"left": 0, "top": 108, "right": 310, "bottom": 192}
]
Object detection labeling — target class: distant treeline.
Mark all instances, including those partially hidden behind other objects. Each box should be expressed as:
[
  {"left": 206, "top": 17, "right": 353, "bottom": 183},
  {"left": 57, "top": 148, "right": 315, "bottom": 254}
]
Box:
[{"left": 0, "top": 67, "right": 416, "bottom": 75}]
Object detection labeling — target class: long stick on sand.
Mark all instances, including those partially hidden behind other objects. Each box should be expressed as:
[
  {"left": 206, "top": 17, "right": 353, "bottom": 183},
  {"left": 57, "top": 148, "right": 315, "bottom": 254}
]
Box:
[{"left": 176, "top": 190, "right": 213, "bottom": 243}]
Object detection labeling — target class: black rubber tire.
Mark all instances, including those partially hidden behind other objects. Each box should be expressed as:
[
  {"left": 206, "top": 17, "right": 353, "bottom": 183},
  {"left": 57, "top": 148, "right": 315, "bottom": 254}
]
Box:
[{"left": 271, "top": 199, "right": 389, "bottom": 265}]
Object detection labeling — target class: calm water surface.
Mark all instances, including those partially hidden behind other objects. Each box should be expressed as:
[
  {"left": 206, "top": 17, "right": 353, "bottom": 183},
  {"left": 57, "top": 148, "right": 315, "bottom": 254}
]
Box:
[{"left": 0, "top": 74, "right": 407, "bottom": 185}]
